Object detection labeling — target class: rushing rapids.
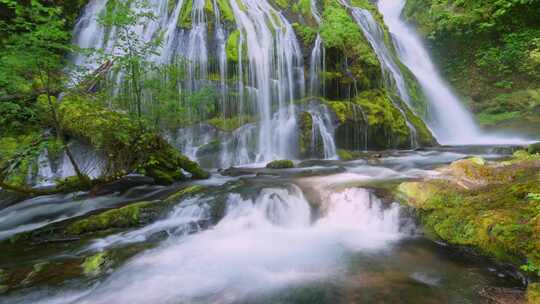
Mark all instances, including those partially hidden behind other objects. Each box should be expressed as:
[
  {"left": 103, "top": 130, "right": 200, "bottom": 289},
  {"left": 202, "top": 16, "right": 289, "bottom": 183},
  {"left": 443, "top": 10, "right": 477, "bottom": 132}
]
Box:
[{"left": 0, "top": 148, "right": 527, "bottom": 303}]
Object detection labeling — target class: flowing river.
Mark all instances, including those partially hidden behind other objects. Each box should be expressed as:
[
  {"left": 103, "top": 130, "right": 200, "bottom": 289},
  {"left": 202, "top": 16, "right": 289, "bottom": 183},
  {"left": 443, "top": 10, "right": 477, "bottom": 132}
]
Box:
[{"left": 0, "top": 146, "right": 524, "bottom": 304}]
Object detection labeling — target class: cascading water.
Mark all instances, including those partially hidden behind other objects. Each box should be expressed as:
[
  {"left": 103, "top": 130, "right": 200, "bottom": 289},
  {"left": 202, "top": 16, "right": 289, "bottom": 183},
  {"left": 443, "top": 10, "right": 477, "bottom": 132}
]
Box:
[
  {"left": 70, "top": 0, "right": 308, "bottom": 166},
  {"left": 340, "top": 1, "right": 419, "bottom": 148},
  {"left": 307, "top": 104, "right": 338, "bottom": 159},
  {"left": 309, "top": 34, "right": 325, "bottom": 97},
  {"left": 377, "top": 0, "right": 481, "bottom": 145},
  {"left": 24, "top": 185, "right": 404, "bottom": 303},
  {"left": 229, "top": 0, "right": 305, "bottom": 162}
]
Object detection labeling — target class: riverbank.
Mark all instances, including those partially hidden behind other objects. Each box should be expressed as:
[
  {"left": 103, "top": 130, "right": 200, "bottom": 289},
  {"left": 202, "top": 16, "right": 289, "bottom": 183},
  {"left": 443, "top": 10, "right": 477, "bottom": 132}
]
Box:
[{"left": 396, "top": 150, "right": 540, "bottom": 303}]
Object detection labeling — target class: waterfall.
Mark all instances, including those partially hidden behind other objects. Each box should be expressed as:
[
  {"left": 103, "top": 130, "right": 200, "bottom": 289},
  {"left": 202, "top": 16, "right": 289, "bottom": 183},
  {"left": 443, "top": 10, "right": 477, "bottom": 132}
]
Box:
[
  {"left": 340, "top": 2, "right": 419, "bottom": 148},
  {"left": 377, "top": 0, "right": 481, "bottom": 145},
  {"left": 308, "top": 104, "right": 338, "bottom": 159},
  {"left": 309, "top": 34, "right": 325, "bottom": 97},
  {"left": 229, "top": 0, "right": 305, "bottom": 162}
]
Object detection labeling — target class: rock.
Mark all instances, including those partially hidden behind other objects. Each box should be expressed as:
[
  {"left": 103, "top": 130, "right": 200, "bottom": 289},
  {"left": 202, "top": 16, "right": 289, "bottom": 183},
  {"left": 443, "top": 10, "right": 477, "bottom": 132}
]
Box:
[
  {"left": 395, "top": 153, "right": 540, "bottom": 287},
  {"left": 478, "top": 287, "right": 525, "bottom": 304},
  {"left": 82, "top": 252, "right": 109, "bottom": 276},
  {"left": 92, "top": 174, "right": 155, "bottom": 196},
  {"left": 266, "top": 160, "right": 295, "bottom": 169},
  {"left": 528, "top": 142, "right": 540, "bottom": 154},
  {"left": 65, "top": 185, "right": 203, "bottom": 236}
]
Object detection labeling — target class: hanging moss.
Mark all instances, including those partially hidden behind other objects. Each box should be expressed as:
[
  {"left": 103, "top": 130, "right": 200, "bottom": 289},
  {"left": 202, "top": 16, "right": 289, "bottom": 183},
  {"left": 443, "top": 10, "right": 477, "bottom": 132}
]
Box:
[
  {"left": 319, "top": 0, "right": 381, "bottom": 94},
  {"left": 215, "top": 0, "right": 235, "bottom": 23},
  {"left": 178, "top": 0, "right": 193, "bottom": 28},
  {"left": 225, "top": 29, "right": 241, "bottom": 62}
]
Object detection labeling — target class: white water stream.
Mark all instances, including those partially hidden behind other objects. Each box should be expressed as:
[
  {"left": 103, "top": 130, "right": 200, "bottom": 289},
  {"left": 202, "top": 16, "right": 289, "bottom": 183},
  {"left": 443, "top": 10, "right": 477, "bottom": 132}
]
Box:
[{"left": 19, "top": 184, "right": 404, "bottom": 303}]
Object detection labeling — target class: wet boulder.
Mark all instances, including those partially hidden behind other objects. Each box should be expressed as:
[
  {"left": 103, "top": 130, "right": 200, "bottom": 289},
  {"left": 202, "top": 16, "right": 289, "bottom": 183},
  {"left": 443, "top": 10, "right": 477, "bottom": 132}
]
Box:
[{"left": 266, "top": 160, "right": 295, "bottom": 169}]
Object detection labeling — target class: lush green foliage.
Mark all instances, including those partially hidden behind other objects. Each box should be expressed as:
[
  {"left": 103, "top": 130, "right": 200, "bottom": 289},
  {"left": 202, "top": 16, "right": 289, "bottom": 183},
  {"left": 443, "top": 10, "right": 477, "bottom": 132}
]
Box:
[{"left": 404, "top": 0, "right": 540, "bottom": 128}]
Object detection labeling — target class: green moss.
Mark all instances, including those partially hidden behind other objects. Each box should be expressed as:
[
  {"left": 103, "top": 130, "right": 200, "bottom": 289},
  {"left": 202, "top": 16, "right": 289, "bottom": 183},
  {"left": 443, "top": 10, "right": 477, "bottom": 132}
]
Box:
[
  {"left": 528, "top": 143, "right": 540, "bottom": 155},
  {"left": 337, "top": 149, "right": 369, "bottom": 161},
  {"left": 274, "top": 0, "right": 289, "bottom": 9},
  {"left": 404, "top": 0, "right": 540, "bottom": 129},
  {"left": 326, "top": 90, "right": 435, "bottom": 150},
  {"left": 319, "top": 0, "right": 381, "bottom": 90},
  {"left": 208, "top": 115, "right": 255, "bottom": 131},
  {"left": 266, "top": 160, "right": 295, "bottom": 169},
  {"left": 167, "top": 0, "right": 177, "bottom": 14},
  {"left": 397, "top": 156, "right": 540, "bottom": 275},
  {"left": 66, "top": 185, "right": 202, "bottom": 236},
  {"left": 215, "top": 0, "right": 235, "bottom": 22},
  {"left": 66, "top": 201, "right": 152, "bottom": 235},
  {"left": 57, "top": 95, "right": 208, "bottom": 185},
  {"left": 292, "top": 23, "right": 317, "bottom": 46},
  {"left": 528, "top": 283, "right": 540, "bottom": 304},
  {"left": 0, "top": 133, "right": 40, "bottom": 186},
  {"left": 178, "top": 0, "right": 193, "bottom": 28},
  {"left": 82, "top": 252, "right": 108, "bottom": 276},
  {"left": 292, "top": 0, "right": 311, "bottom": 16},
  {"left": 226, "top": 30, "right": 241, "bottom": 62}
]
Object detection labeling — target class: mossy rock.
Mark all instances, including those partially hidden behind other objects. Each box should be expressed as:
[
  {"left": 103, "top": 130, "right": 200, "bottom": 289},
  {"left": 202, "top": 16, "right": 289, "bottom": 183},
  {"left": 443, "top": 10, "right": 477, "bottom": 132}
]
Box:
[
  {"left": 140, "top": 138, "right": 210, "bottom": 185},
  {"left": 528, "top": 142, "right": 540, "bottom": 154},
  {"left": 337, "top": 149, "right": 370, "bottom": 161},
  {"left": 396, "top": 155, "right": 540, "bottom": 277},
  {"left": 4, "top": 185, "right": 204, "bottom": 245},
  {"left": 327, "top": 90, "right": 435, "bottom": 150},
  {"left": 266, "top": 160, "right": 295, "bottom": 169},
  {"left": 66, "top": 201, "right": 153, "bottom": 236},
  {"left": 82, "top": 252, "right": 109, "bottom": 276},
  {"left": 55, "top": 95, "right": 209, "bottom": 185},
  {"left": 65, "top": 185, "right": 203, "bottom": 236}
]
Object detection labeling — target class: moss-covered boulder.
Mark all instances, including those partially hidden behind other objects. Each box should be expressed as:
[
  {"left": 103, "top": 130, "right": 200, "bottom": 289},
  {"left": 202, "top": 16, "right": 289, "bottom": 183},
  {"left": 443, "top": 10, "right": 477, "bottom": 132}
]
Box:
[
  {"left": 65, "top": 185, "right": 203, "bottom": 236},
  {"left": 266, "top": 160, "right": 295, "bottom": 169},
  {"left": 55, "top": 95, "right": 209, "bottom": 185},
  {"left": 396, "top": 153, "right": 540, "bottom": 284}
]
